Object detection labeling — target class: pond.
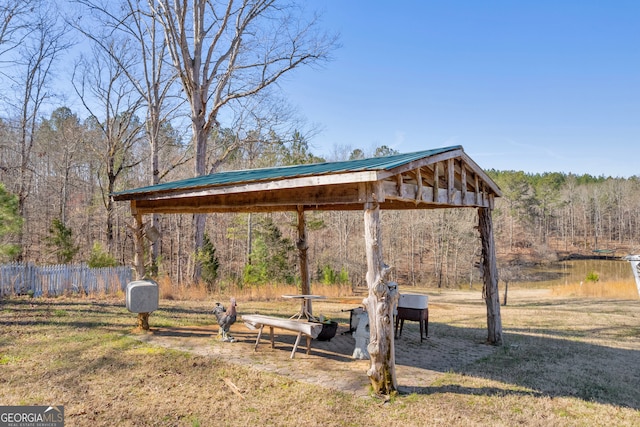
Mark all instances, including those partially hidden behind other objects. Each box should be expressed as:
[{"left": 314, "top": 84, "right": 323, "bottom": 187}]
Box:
[
  {"left": 504, "top": 259, "right": 639, "bottom": 299},
  {"left": 520, "top": 259, "right": 635, "bottom": 287}
]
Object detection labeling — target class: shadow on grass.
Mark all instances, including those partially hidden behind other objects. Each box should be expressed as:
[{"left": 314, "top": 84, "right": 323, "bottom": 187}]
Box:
[
  {"left": 398, "top": 384, "right": 545, "bottom": 398},
  {"left": 149, "top": 323, "right": 357, "bottom": 363},
  {"left": 393, "top": 321, "right": 640, "bottom": 410},
  {"left": 1, "top": 297, "right": 215, "bottom": 316},
  {"left": 0, "top": 297, "right": 218, "bottom": 331}
]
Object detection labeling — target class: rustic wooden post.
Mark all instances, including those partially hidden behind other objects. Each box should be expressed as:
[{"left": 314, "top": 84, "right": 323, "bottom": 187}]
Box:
[
  {"left": 478, "top": 207, "right": 503, "bottom": 345},
  {"left": 133, "top": 207, "right": 146, "bottom": 279},
  {"left": 296, "top": 206, "right": 313, "bottom": 315},
  {"left": 132, "top": 204, "right": 150, "bottom": 330},
  {"left": 363, "top": 190, "right": 399, "bottom": 395},
  {"left": 136, "top": 311, "right": 150, "bottom": 330}
]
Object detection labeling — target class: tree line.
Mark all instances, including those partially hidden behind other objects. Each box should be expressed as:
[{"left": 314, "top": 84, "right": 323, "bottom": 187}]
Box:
[
  {"left": 2, "top": 103, "right": 638, "bottom": 289},
  {"left": 1, "top": 1, "right": 638, "bottom": 290}
]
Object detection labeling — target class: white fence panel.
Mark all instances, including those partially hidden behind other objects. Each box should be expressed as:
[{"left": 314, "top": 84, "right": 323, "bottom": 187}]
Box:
[{"left": 0, "top": 263, "right": 134, "bottom": 297}]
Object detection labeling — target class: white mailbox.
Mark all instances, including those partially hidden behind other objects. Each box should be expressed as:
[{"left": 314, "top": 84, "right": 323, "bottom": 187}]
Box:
[{"left": 126, "top": 280, "right": 159, "bottom": 313}]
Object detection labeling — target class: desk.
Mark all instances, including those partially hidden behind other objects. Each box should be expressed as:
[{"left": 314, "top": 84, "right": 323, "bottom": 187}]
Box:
[{"left": 282, "top": 294, "right": 326, "bottom": 320}]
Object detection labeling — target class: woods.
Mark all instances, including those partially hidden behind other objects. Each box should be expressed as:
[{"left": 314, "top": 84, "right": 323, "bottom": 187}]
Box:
[
  {"left": 1, "top": 0, "right": 639, "bottom": 290},
  {"left": 3, "top": 108, "right": 639, "bottom": 289}
]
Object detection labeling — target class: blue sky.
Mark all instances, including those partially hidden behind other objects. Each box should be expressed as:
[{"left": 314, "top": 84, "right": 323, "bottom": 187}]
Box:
[{"left": 281, "top": 1, "right": 639, "bottom": 178}]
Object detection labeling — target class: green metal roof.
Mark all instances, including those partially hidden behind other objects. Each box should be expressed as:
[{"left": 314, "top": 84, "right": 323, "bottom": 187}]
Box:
[{"left": 114, "top": 145, "right": 462, "bottom": 197}]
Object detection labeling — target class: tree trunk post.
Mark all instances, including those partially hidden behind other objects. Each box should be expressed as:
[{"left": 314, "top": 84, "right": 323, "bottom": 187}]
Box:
[
  {"left": 363, "top": 194, "right": 399, "bottom": 396},
  {"left": 133, "top": 205, "right": 146, "bottom": 280},
  {"left": 192, "top": 213, "right": 205, "bottom": 282},
  {"left": 503, "top": 280, "right": 509, "bottom": 306},
  {"left": 151, "top": 213, "right": 160, "bottom": 276},
  {"left": 478, "top": 207, "right": 503, "bottom": 345},
  {"left": 132, "top": 205, "right": 150, "bottom": 331},
  {"left": 296, "top": 206, "right": 312, "bottom": 315},
  {"left": 137, "top": 312, "right": 150, "bottom": 330}
]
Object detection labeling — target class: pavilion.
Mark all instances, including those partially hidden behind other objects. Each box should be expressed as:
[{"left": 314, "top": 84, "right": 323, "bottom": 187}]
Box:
[{"left": 113, "top": 144, "right": 503, "bottom": 395}]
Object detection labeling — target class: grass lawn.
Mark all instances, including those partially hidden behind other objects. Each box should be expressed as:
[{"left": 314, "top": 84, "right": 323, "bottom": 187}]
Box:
[{"left": 1, "top": 288, "right": 639, "bottom": 426}]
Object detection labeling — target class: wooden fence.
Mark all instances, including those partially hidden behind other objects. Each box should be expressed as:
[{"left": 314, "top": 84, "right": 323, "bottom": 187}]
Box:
[{"left": 0, "top": 263, "right": 134, "bottom": 297}]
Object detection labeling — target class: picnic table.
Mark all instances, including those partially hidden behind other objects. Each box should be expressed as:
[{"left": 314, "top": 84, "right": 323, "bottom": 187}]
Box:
[{"left": 282, "top": 294, "right": 327, "bottom": 321}]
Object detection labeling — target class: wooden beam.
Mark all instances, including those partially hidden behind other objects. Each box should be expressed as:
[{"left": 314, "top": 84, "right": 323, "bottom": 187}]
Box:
[
  {"left": 296, "top": 206, "right": 312, "bottom": 314},
  {"left": 460, "top": 152, "right": 502, "bottom": 196},
  {"left": 113, "top": 170, "right": 381, "bottom": 202},
  {"left": 380, "top": 146, "right": 465, "bottom": 178},
  {"left": 132, "top": 202, "right": 145, "bottom": 279},
  {"left": 415, "top": 168, "right": 423, "bottom": 204},
  {"left": 395, "top": 174, "right": 403, "bottom": 198},
  {"left": 461, "top": 165, "right": 468, "bottom": 205},
  {"left": 433, "top": 162, "right": 440, "bottom": 202},
  {"left": 474, "top": 174, "right": 480, "bottom": 205},
  {"left": 447, "top": 158, "right": 455, "bottom": 204},
  {"left": 129, "top": 183, "right": 364, "bottom": 214}
]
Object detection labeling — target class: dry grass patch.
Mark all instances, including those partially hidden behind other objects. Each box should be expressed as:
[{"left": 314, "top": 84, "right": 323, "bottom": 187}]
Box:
[
  {"left": 156, "top": 276, "right": 355, "bottom": 302},
  {"left": 1, "top": 290, "right": 639, "bottom": 426},
  {"left": 552, "top": 279, "right": 639, "bottom": 299}
]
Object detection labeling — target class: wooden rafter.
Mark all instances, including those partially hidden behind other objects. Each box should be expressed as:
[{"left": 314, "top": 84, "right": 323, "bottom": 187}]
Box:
[
  {"left": 415, "top": 167, "right": 423, "bottom": 204},
  {"left": 447, "top": 158, "right": 455, "bottom": 204}
]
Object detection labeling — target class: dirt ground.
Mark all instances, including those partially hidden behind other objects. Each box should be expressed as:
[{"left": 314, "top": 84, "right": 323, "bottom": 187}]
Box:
[{"left": 133, "top": 292, "right": 500, "bottom": 397}]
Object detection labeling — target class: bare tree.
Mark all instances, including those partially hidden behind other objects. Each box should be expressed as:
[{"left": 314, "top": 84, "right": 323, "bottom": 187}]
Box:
[
  {"left": 72, "top": 41, "right": 146, "bottom": 252},
  {"left": 1, "top": 4, "right": 70, "bottom": 260},
  {"left": 37, "top": 107, "right": 86, "bottom": 226},
  {"left": 0, "top": 0, "right": 35, "bottom": 58},
  {"left": 149, "top": 0, "right": 338, "bottom": 280},
  {"left": 71, "top": 0, "right": 187, "bottom": 272}
]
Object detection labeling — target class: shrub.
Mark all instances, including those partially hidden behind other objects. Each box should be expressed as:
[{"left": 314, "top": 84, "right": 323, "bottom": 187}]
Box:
[
  {"left": 46, "top": 218, "right": 79, "bottom": 263},
  {"left": 196, "top": 234, "right": 220, "bottom": 291},
  {"left": 585, "top": 271, "right": 600, "bottom": 283},
  {"left": 319, "top": 264, "right": 350, "bottom": 285},
  {"left": 337, "top": 267, "right": 349, "bottom": 284},
  {"left": 0, "top": 183, "right": 23, "bottom": 262},
  {"left": 320, "top": 264, "right": 336, "bottom": 285},
  {"left": 87, "top": 242, "right": 118, "bottom": 268},
  {"left": 243, "top": 218, "right": 295, "bottom": 285}
]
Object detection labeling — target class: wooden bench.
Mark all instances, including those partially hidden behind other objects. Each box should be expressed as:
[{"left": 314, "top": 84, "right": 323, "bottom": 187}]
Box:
[{"left": 242, "top": 314, "right": 323, "bottom": 359}]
